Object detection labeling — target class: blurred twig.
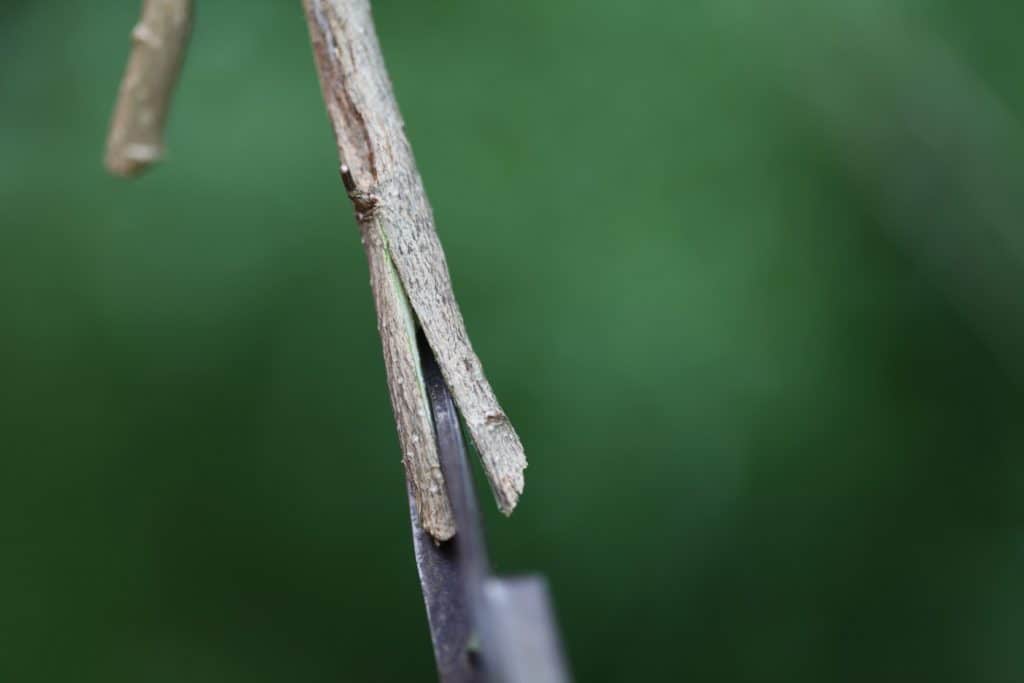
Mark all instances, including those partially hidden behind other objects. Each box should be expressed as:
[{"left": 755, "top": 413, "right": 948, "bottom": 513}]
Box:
[{"left": 105, "top": 0, "right": 192, "bottom": 178}]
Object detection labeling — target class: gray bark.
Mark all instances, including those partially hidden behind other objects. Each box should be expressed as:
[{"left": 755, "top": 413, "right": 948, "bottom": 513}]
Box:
[{"left": 303, "top": 0, "right": 527, "bottom": 540}]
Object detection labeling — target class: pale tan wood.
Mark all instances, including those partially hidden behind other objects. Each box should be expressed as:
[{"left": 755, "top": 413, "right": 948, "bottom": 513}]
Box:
[
  {"left": 303, "top": 0, "right": 527, "bottom": 536},
  {"left": 360, "top": 192, "right": 456, "bottom": 540},
  {"left": 105, "top": 0, "right": 192, "bottom": 177}
]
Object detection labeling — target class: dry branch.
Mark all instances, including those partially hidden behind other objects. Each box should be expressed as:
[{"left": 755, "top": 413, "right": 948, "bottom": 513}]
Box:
[
  {"left": 303, "top": 0, "right": 527, "bottom": 540},
  {"left": 105, "top": 0, "right": 192, "bottom": 177}
]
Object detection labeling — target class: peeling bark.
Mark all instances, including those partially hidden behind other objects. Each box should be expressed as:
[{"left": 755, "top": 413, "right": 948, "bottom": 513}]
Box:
[{"left": 303, "top": 0, "right": 527, "bottom": 538}]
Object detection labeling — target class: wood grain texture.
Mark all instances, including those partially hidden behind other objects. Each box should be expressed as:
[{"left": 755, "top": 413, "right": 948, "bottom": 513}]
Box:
[
  {"left": 362, "top": 207, "right": 455, "bottom": 540},
  {"left": 303, "top": 0, "right": 527, "bottom": 534},
  {"left": 105, "top": 0, "right": 192, "bottom": 177}
]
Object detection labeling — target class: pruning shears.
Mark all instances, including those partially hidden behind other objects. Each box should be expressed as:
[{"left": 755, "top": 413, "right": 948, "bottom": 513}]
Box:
[{"left": 408, "top": 332, "right": 572, "bottom": 683}]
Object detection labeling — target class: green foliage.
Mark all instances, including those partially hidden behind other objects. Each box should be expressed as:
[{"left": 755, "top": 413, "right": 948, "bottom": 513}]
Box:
[{"left": 2, "top": 1, "right": 1022, "bottom": 680}]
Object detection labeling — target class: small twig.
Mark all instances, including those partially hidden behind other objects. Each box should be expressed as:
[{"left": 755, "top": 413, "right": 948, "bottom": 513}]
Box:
[
  {"left": 105, "top": 0, "right": 193, "bottom": 178},
  {"left": 359, "top": 179, "right": 457, "bottom": 540},
  {"left": 303, "top": 0, "right": 527, "bottom": 539}
]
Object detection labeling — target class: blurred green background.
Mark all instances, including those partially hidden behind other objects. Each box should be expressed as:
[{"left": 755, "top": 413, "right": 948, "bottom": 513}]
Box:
[{"left": 2, "top": 1, "right": 1023, "bottom": 680}]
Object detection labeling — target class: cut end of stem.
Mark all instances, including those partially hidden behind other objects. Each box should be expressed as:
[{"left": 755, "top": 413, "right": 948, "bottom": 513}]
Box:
[
  {"left": 104, "top": 0, "right": 192, "bottom": 180},
  {"left": 105, "top": 143, "right": 164, "bottom": 178}
]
